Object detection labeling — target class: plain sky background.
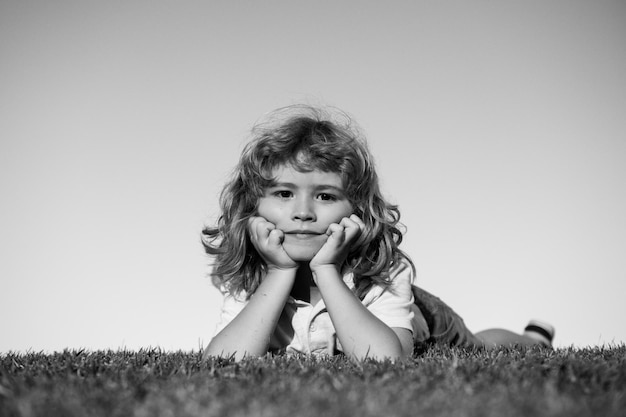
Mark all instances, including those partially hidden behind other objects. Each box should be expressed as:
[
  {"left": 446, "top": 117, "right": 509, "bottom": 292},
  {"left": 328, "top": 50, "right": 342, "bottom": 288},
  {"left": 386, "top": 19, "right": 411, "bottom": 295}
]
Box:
[{"left": 1, "top": 1, "right": 625, "bottom": 353}]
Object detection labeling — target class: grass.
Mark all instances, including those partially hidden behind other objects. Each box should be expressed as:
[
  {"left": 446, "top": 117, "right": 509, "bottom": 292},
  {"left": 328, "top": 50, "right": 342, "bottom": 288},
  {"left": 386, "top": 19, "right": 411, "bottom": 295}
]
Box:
[{"left": 1, "top": 345, "right": 625, "bottom": 417}]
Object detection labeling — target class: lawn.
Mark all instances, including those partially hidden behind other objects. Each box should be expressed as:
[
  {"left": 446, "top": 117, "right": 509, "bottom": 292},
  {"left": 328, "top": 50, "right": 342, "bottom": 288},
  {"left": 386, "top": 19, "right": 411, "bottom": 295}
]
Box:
[{"left": 1, "top": 345, "right": 624, "bottom": 417}]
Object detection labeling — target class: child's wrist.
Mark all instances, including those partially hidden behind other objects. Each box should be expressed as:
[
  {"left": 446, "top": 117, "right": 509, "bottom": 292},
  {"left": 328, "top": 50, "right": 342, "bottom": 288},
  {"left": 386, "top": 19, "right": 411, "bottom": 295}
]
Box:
[
  {"left": 266, "top": 265, "right": 299, "bottom": 277},
  {"left": 309, "top": 264, "right": 342, "bottom": 284}
]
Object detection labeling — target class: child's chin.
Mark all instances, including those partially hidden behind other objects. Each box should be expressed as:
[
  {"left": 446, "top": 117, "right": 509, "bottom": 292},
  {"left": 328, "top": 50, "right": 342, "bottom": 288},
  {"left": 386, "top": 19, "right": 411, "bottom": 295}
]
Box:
[{"left": 283, "top": 246, "right": 321, "bottom": 263}]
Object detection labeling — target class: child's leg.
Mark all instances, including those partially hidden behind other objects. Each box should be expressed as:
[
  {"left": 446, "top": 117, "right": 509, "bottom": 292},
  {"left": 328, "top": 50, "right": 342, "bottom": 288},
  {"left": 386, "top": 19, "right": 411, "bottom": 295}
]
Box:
[
  {"left": 475, "top": 329, "right": 543, "bottom": 348},
  {"left": 411, "top": 285, "right": 484, "bottom": 347},
  {"left": 411, "top": 286, "right": 554, "bottom": 349},
  {"left": 476, "top": 319, "right": 555, "bottom": 348}
]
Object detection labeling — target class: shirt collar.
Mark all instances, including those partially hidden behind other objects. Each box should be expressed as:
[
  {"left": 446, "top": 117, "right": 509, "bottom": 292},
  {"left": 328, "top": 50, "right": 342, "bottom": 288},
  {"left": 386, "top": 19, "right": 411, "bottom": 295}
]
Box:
[{"left": 286, "top": 270, "right": 355, "bottom": 305}]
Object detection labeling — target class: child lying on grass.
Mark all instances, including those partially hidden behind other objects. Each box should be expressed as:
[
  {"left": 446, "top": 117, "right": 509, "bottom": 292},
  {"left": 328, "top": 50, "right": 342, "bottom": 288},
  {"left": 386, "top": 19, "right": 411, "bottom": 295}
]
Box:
[{"left": 202, "top": 105, "right": 554, "bottom": 361}]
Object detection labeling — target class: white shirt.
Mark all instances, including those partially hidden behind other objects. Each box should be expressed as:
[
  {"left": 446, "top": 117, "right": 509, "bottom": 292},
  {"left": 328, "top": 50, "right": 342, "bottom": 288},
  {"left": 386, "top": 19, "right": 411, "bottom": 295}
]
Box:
[{"left": 213, "top": 260, "right": 429, "bottom": 356}]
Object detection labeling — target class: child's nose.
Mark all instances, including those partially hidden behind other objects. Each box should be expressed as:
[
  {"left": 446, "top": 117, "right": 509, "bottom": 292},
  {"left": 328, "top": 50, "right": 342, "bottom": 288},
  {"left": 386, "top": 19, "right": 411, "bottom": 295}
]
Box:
[{"left": 292, "top": 199, "right": 316, "bottom": 222}]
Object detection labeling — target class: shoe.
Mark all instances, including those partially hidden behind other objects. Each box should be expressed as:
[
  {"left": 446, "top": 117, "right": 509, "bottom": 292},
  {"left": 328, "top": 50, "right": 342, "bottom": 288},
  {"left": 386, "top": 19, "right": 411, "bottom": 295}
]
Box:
[{"left": 523, "top": 319, "right": 555, "bottom": 347}]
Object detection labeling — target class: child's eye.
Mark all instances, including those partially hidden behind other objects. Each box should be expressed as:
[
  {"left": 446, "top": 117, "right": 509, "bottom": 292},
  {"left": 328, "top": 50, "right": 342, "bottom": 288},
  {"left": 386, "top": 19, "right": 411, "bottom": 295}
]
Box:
[
  {"left": 317, "top": 193, "right": 337, "bottom": 201},
  {"left": 274, "top": 190, "right": 293, "bottom": 199}
]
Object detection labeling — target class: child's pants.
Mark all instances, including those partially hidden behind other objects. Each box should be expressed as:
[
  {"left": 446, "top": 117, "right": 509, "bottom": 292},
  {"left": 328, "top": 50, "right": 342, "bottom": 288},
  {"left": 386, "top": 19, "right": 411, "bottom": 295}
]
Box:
[{"left": 411, "top": 285, "right": 483, "bottom": 348}]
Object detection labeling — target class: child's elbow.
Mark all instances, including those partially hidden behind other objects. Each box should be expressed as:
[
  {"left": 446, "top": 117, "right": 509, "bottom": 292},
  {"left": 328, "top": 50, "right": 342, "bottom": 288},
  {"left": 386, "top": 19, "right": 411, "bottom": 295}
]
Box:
[
  {"left": 202, "top": 345, "right": 245, "bottom": 361},
  {"left": 394, "top": 327, "right": 415, "bottom": 358},
  {"left": 203, "top": 336, "right": 233, "bottom": 360},
  {"left": 203, "top": 338, "right": 260, "bottom": 362}
]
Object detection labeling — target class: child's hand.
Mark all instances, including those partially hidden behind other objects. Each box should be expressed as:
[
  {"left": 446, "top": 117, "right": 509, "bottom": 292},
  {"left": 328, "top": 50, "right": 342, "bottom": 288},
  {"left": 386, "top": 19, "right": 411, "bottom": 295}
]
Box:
[
  {"left": 247, "top": 216, "right": 298, "bottom": 271},
  {"left": 309, "top": 214, "right": 364, "bottom": 272}
]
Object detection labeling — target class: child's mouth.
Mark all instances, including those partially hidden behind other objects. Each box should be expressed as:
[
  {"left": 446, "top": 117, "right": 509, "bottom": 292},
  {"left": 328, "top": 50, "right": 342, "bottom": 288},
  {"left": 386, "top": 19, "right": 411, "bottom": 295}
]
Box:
[{"left": 285, "top": 231, "right": 324, "bottom": 240}]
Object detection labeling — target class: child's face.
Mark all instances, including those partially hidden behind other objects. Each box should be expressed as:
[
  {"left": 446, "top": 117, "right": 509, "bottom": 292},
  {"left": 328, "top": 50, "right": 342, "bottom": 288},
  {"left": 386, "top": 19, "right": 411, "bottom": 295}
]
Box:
[{"left": 256, "top": 164, "right": 354, "bottom": 262}]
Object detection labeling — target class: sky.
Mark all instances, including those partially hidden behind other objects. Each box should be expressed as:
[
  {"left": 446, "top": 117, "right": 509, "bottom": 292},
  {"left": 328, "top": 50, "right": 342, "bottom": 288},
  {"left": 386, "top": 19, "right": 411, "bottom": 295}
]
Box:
[{"left": 1, "top": 0, "right": 625, "bottom": 353}]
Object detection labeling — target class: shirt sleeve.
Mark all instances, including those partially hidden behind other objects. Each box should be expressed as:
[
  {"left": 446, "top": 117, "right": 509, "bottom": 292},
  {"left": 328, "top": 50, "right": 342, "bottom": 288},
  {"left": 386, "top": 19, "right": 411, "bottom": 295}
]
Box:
[
  {"left": 213, "top": 287, "right": 248, "bottom": 336},
  {"left": 361, "top": 260, "right": 416, "bottom": 332}
]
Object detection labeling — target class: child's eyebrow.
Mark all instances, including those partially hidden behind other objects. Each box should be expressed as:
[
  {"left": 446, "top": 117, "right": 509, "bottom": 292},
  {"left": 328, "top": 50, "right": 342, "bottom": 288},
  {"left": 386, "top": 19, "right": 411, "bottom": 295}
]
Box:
[
  {"left": 314, "top": 184, "right": 346, "bottom": 193},
  {"left": 269, "top": 182, "right": 346, "bottom": 193},
  {"left": 267, "top": 181, "right": 296, "bottom": 189}
]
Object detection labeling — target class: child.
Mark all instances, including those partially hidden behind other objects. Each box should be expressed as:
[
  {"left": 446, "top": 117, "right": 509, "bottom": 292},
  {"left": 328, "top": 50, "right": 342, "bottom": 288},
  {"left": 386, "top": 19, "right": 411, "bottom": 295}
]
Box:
[{"left": 202, "top": 105, "right": 554, "bottom": 361}]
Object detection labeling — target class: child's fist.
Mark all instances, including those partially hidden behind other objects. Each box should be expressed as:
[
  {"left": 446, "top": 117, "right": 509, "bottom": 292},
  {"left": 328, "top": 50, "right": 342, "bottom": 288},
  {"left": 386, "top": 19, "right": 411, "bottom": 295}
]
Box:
[
  {"left": 247, "top": 216, "right": 298, "bottom": 270},
  {"left": 310, "top": 214, "right": 364, "bottom": 271}
]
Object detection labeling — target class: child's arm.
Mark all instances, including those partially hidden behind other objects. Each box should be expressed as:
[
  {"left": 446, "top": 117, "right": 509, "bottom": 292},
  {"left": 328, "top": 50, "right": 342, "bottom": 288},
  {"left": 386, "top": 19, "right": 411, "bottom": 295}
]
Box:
[
  {"left": 205, "top": 268, "right": 295, "bottom": 360},
  {"left": 312, "top": 216, "right": 413, "bottom": 361},
  {"left": 315, "top": 266, "right": 412, "bottom": 360},
  {"left": 204, "top": 217, "right": 298, "bottom": 360}
]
